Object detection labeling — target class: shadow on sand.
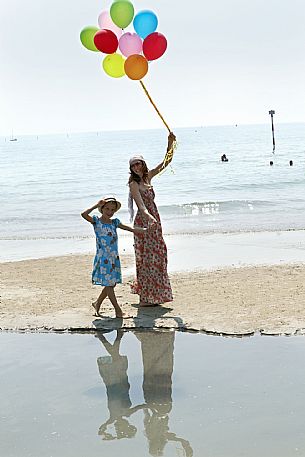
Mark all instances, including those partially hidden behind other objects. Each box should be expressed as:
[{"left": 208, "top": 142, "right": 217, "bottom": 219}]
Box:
[{"left": 92, "top": 302, "right": 186, "bottom": 332}]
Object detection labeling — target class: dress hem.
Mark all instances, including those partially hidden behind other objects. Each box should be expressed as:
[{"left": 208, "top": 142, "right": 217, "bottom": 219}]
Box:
[{"left": 92, "top": 281, "right": 122, "bottom": 286}]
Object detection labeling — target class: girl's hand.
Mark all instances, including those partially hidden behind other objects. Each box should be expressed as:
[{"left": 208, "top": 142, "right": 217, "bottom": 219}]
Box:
[
  {"left": 134, "top": 227, "right": 147, "bottom": 234},
  {"left": 97, "top": 199, "right": 106, "bottom": 208}
]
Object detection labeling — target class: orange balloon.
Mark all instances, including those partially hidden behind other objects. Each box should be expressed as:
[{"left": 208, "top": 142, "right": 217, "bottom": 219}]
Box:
[{"left": 124, "top": 54, "right": 148, "bottom": 80}]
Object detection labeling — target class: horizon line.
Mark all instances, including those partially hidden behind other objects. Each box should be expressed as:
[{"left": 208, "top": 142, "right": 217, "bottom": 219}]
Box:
[{"left": 1, "top": 121, "right": 305, "bottom": 139}]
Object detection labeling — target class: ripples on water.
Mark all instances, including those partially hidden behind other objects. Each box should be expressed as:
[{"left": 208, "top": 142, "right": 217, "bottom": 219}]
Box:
[{"left": 1, "top": 123, "right": 305, "bottom": 241}]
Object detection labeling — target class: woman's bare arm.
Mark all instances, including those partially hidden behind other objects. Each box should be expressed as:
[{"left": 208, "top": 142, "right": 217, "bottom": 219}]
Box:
[
  {"left": 129, "top": 181, "right": 157, "bottom": 224},
  {"left": 149, "top": 132, "right": 176, "bottom": 179}
]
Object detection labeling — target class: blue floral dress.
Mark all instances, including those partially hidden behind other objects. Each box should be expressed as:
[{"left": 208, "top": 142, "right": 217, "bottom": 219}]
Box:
[{"left": 92, "top": 216, "right": 122, "bottom": 286}]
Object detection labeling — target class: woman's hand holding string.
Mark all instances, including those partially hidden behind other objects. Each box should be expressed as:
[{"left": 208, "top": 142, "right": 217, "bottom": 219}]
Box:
[{"left": 167, "top": 132, "right": 176, "bottom": 150}]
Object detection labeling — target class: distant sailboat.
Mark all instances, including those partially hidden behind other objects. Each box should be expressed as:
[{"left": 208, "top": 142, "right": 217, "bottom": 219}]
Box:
[{"left": 10, "top": 130, "right": 17, "bottom": 142}]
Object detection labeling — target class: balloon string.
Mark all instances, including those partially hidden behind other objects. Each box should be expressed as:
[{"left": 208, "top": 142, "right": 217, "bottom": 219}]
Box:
[
  {"left": 139, "top": 80, "right": 177, "bottom": 174},
  {"left": 139, "top": 80, "right": 171, "bottom": 133}
]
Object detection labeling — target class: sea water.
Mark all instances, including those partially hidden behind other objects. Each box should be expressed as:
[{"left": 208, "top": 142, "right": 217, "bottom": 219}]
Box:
[
  {"left": 1, "top": 123, "right": 305, "bottom": 260},
  {"left": 1, "top": 330, "right": 305, "bottom": 457}
]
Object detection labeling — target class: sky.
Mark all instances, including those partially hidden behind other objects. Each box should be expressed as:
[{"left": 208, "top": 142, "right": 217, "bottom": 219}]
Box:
[{"left": 1, "top": 0, "right": 305, "bottom": 135}]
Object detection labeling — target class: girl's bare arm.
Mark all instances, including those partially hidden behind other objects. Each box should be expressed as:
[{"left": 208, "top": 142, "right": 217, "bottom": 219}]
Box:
[
  {"left": 81, "top": 201, "right": 104, "bottom": 224},
  {"left": 118, "top": 222, "right": 147, "bottom": 234}
]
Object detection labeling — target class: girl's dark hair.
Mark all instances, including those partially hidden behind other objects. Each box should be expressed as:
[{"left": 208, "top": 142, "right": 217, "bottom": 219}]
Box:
[{"left": 128, "top": 160, "right": 149, "bottom": 184}]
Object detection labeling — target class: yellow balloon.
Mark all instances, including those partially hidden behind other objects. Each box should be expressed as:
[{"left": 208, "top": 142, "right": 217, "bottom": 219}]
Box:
[{"left": 102, "top": 53, "right": 125, "bottom": 78}]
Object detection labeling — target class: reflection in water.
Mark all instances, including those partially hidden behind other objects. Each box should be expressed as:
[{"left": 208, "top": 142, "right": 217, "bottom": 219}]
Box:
[
  {"left": 135, "top": 331, "right": 193, "bottom": 457},
  {"left": 96, "top": 330, "right": 143, "bottom": 440},
  {"left": 96, "top": 330, "right": 193, "bottom": 456}
]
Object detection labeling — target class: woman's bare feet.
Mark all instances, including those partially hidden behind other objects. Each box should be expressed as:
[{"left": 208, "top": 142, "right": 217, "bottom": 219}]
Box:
[{"left": 139, "top": 300, "right": 159, "bottom": 307}]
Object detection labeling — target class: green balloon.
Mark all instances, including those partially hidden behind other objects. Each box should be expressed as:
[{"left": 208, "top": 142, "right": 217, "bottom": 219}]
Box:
[
  {"left": 80, "top": 26, "right": 99, "bottom": 52},
  {"left": 103, "top": 53, "right": 126, "bottom": 78},
  {"left": 110, "top": 1, "right": 134, "bottom": 29}
]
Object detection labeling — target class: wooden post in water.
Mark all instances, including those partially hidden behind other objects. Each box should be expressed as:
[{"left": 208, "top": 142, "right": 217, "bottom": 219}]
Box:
[{"left": 269, "top": 110, "right": 275, "bottom": 154}]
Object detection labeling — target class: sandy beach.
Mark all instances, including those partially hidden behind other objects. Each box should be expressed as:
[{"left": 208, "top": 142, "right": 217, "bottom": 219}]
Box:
[{"left": 1, "top": 251, "right": 305, "bottom": 336}]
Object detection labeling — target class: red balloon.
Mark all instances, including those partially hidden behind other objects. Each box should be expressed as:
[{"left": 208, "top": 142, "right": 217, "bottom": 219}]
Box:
[
  {"left": 94, "top": 29, "right": 118, "bottom": 54},
  {"left": 143, "top": 32, "right": 167, "bottom": 61}
]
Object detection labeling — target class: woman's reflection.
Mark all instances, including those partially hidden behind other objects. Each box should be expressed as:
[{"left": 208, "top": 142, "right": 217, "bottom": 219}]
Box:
[
  {"left": 96, "top": 329, "right": 142, "bottom": 440},
  {"left": 135, "top": 330, "right": 193, "bottom": 457}
]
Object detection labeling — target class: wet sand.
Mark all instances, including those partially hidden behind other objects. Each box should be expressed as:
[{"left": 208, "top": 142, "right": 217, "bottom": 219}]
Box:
[{"left": 1, "top": 253, "right": 305, "bottom": 336}]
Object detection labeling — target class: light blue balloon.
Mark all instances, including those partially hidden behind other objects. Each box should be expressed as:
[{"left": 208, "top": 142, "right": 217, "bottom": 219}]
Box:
[{"left": 133, "top": 10, "right": 158, "bottom": 39}]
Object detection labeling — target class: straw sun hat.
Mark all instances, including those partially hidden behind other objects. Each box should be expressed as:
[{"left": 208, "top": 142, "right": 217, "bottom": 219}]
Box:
[
  {"left": 129, "top": 155, "right": 146, "bottom": 167},
  {"left": 99, "top": 195, "right": 121, "bottom": 211}
]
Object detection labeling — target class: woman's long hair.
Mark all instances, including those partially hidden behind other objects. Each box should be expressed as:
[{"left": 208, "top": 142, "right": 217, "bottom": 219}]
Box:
[{"left": 128, "top": 161, "right": 149, "bottom": 184}]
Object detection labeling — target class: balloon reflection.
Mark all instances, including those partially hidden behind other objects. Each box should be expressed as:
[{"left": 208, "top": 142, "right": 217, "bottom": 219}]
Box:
[{"left": 96, "top": 330, "right": 193, "bottom": 456}]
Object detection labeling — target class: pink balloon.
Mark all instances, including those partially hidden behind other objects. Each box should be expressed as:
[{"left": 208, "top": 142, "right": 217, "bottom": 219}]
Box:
[
  {"left": 98, "top": 11, "right": 122, "bottom": 39},
  {"left": 119, "top": 32, "right": 143, "bottom": 57}
]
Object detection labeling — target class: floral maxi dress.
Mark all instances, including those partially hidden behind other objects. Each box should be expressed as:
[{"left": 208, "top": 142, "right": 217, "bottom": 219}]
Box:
[
  {"left": 131, "top": 187, "right": 173, "bottom": 304},
  {"left": 92, "top": 216, "right": 122, "bottom": 286}
]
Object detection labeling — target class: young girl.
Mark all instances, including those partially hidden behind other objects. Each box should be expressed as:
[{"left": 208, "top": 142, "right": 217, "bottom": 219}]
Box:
[{"left": 81, "top": 196, "right": 146, "bottom": 318}]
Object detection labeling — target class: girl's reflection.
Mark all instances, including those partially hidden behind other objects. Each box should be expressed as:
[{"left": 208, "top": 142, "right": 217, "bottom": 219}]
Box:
[
  {"left": 96, "top": 329, "right": 193, "bottom": 456},
  {"left": 96, "top": 330, "right": 143, "bottom": 440}
]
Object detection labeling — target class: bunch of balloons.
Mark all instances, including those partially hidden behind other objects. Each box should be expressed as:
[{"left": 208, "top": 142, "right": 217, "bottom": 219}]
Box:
[{"left": 80, "top": 0, "right": 167, "bottom": 80}]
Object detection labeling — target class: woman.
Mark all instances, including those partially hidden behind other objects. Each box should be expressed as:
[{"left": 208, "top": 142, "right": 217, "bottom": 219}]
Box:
[{"left": 128, "top": 132, "right": 176, "bottom": 306}]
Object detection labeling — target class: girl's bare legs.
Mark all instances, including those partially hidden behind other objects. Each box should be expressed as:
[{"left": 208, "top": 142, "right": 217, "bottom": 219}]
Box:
[
  {"left": 105, "top": 286, "right": 124, "bottom": 318},
  {"left": 92, "top": 287, "right": 107, "bottom": 316}
]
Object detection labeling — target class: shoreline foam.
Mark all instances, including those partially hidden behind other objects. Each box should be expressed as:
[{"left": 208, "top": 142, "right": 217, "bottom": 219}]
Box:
[{"left": 2, "top": 230, "right": 305, "bottom": 271}]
